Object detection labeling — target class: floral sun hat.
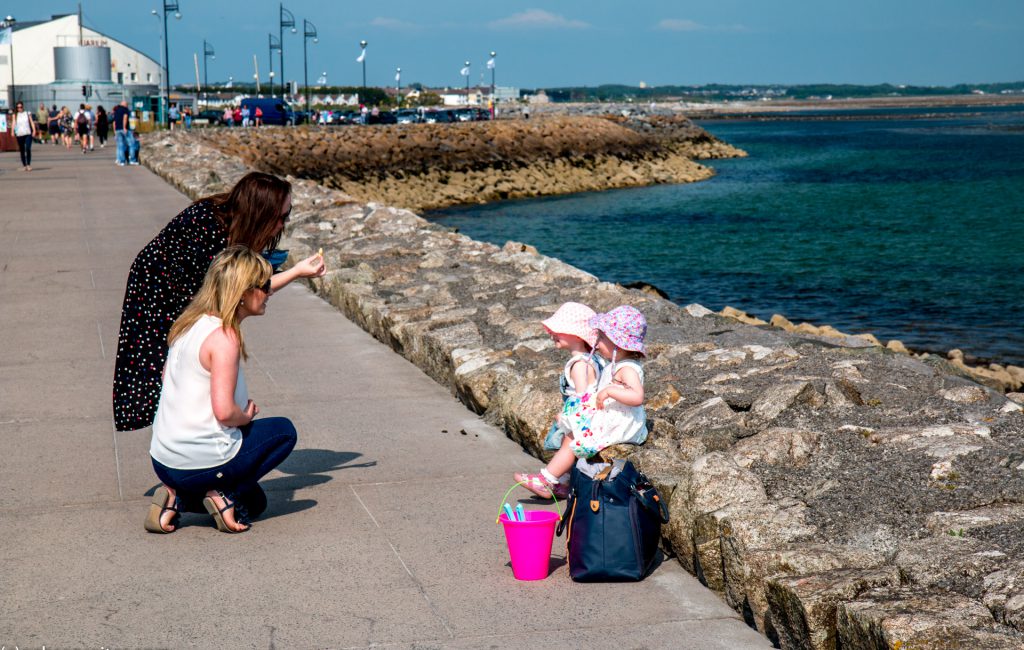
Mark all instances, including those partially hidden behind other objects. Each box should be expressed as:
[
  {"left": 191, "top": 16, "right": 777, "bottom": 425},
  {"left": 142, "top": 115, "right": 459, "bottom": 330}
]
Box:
[
  {"left": 541, "top": 302, "right": 599, "bottom": 348},
  {"left": 590, "top": 305, "right": 647, "bottom": 355}
]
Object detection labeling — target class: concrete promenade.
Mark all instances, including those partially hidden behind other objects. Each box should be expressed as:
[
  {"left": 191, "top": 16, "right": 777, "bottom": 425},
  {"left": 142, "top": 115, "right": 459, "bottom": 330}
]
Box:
[{"left": 0, "top": 143, "right": 771, "bottom": 648}]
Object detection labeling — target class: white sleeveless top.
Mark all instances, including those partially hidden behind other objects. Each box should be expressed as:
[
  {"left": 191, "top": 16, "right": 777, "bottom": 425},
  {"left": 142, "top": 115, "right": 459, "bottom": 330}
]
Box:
[
  {"left": 592, "top": 359, "right": 648, "bottom": 446},
  {"left": 151, "top": 314, "right": 247, "bottom": 469}
]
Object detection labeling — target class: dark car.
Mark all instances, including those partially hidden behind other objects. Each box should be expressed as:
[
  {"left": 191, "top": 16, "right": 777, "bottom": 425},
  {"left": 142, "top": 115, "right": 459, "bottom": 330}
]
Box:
[
  {"left": 195, "top": 109, "right": 225, "bottom": 125},
  {"left": 453, "top": 108, "right": 475, "bottom": 122},
  {"left": 239, "top": 97, "right": 296, "bottom": 126},
  {"left": 423, "top": 109, "right": 455, "bottom": 123},
  {"left": 367, "top": 111, "right": 397, "bottom": 125},
  {"left": 395, "top": 109, "right": 421, "bottom": 124},
  {"left": 329, "top": 110, "right": 357, "bottom": 125},
  {"left": 473, "top": 108, "right": 491, "bottom": 121}
]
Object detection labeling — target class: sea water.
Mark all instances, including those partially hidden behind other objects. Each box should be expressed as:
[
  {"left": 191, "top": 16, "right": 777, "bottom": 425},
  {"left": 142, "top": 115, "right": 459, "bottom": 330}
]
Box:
[{"left": 427, "top": 106, "right": 1024, "bottom": 366}]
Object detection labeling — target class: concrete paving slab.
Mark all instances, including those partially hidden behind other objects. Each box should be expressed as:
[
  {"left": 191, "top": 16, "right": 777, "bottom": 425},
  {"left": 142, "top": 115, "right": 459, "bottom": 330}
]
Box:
[{"left": 0, "top": 141, "right": 773, "bottom": 649}]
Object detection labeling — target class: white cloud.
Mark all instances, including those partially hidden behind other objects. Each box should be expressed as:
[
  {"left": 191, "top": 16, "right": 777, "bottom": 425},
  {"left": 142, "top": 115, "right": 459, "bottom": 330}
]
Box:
[
  {"left": 489, "top": 9, "right": 590, "bottom": 30},
  {"left": 656, "top": 18, "right": 705, "bottom": 32},
  {"left": 370, "top": 17, "right": 421, "bottom": 30}
]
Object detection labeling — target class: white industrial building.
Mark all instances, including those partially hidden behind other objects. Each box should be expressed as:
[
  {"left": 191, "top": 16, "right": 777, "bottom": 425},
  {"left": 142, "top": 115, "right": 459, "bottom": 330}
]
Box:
[{"left": 1, "top": 13, "right": 160, "bottom": 110}]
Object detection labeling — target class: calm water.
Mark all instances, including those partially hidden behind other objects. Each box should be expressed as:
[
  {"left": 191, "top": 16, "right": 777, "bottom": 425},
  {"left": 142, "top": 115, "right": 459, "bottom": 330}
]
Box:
[{"left": 427, "top": 107, "right": 1024, "bottom": 365}]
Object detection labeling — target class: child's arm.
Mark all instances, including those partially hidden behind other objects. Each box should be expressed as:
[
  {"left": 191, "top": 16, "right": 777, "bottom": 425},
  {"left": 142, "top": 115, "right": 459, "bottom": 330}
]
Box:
[
  {"left": 567, "top": 357, "right": 597, "bottom": 395},
  {"left": 595, "top": 365, "right": 644, "bottom": 408}
]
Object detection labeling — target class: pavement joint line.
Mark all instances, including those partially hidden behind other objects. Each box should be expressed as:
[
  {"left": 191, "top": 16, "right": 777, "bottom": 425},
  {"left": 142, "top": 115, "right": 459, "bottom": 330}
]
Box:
[
  {"left": 349, "top": 485, "right": 456, "bottom": 639},
  {"left": 96, "top": 321, "right": 106, "bottom": 359},
  {"left": 112, "top": 421, "right": 125, "bottom": 502}
]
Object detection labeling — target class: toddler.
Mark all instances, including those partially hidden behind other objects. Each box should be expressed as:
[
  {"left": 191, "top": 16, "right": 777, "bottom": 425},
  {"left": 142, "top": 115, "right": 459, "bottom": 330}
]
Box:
[
  {"left": 517, "top": 305, "right": 648, "bottom": 499},
  {"left": 515, "top": 302, "right": 604, "bottom": 499}
]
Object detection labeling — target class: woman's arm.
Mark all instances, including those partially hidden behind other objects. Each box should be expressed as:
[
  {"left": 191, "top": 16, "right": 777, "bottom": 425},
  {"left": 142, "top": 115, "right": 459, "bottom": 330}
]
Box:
[
  {"left": 201, "top": 327, "right": 258, "bottom": 426},
  {"left": 269, "top": 253, "right": 326, "bottom": 291},
  {"left": 595, "top": 365, "right": 644, "bottom": 409}
]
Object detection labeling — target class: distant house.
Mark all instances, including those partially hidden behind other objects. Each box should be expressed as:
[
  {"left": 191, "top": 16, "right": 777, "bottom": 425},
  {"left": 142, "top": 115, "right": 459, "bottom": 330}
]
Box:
[{"left": 441, "top": 88, "right": 485, "bottom": 106}]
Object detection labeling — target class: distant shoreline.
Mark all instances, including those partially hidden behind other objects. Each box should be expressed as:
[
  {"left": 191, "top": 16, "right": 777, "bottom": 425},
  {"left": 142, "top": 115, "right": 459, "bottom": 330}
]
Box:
[{"left": 680, "top": 93, "right": 1024, "bottom": 120}]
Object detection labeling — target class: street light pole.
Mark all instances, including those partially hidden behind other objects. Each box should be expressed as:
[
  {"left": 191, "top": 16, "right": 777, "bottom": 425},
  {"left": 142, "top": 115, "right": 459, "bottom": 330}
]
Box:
[
  {"left": 395, "top": 67, "right": 401, "bottom": 108},
  {"left": 203, "top": 40, "right": 215, "bottom": 107},
  {"left": 3, "top": 16, "right": 15, "bottom": 107},
  {"left": 490, "top": 51, "right": 496, "bottom": 103},
  {"left": 464, "top": 61, "right": 470, "bottom": 105},
  {"left": 303, "top": 19, "right": 317, "bottom": 118},
  {"left": 161, "top": 1, "right": 180, "bottom": 129},
  {"left": 359, "top": 40, "right": 367, "bottom": 88},
  {"left": 268, "top": 34, "right": 281, "bottom": 98},
  {"left": 280, "top": 4, "right": 296, "bottom": 98}
]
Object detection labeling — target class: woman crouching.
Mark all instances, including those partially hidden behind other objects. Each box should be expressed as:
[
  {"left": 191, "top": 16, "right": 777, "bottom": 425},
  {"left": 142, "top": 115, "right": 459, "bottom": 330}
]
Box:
[{"left": 145, "top": 245, "right": 296, "bottom": 534}]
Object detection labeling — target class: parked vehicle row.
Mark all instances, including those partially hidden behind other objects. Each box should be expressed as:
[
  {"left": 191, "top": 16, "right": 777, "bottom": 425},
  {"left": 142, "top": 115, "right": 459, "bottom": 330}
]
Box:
[{"left": 193, "top": 101, "right": 492, "bottom": 127}]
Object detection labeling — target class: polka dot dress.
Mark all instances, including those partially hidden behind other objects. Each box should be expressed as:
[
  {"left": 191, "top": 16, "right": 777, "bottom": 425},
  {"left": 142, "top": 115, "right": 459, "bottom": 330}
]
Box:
[{"left": 113, "top": 200, "right": 228, "bottom": 431}]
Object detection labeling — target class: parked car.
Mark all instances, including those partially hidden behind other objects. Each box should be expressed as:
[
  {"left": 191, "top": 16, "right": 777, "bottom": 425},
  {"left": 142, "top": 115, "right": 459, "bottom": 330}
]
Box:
[
  {"left": 473, "top": 108, "right": 491, "bottom": 121},
  {"left": 422, "top": 109, "right": 455, "bottom": 123},
  {"left": 329, "top": 110, "right": 357, "bottom": 125},
  {"left": 194, "top": 109, "right": 225, "bottom": 125},
  {"left": 453, "top": 108, "right": 476, "bottom": 122},
  {"left": 367, "top": 111, "right": 397, "bottom": 125},
  {"left": 239, "top": 97, "right": 296, "bottom": 126},
  {"left": 394, "top": 109, "right": 422, "bottom": 124}
]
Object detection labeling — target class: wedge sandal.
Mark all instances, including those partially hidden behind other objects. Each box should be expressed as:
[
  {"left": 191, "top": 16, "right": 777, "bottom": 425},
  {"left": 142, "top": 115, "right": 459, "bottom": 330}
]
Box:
[
  {"left": 203, "top": 491, "right": 251, "bottom": 534},
  {"left": 144, "top": 485, "right": 180, "bottom": 534}
]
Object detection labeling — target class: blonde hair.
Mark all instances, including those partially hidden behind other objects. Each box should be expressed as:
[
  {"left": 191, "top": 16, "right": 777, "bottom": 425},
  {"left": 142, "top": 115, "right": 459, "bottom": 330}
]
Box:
[{"left": 168, "top": 245, "right": 271, "bottom": 360}]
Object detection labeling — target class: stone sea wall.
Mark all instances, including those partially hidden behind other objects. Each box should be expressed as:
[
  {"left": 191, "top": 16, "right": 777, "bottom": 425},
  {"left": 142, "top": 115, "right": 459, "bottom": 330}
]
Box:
[
  {"left": 141, "top": 128, "right": 1024, "bottom": 649},
  {"left": 193, "top": 114, "right": 745, "bottom": 212}
]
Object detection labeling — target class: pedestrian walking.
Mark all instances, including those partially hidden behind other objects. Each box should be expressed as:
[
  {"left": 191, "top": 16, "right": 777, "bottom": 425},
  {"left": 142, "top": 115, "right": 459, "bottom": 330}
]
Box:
[
  {"left": 95, "top": 105, "right": 109, "bottom": 148},
  {"left": 112, "top": 100, "right": 131, "bottom": 166},
  {"left": 12, "top": 101, "right": 39, "bottom": 171}
]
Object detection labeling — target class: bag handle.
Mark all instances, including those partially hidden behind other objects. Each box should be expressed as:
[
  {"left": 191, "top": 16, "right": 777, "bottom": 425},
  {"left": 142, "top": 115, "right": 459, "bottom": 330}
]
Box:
[
  {"left": 494, "top": 482, "right": 563, "bottom": 524},
  {"left": 631, "top": 484, "right": 670, "bottom": 524}
]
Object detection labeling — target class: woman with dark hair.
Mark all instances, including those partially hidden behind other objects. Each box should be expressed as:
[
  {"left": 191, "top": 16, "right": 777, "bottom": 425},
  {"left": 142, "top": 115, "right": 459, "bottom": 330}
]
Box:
[
  {"left": 95, "top": 105, "right": 109, "bottom": 148},
  {"left": 113, "top": 171, "right": 326, "bottom": 432}
]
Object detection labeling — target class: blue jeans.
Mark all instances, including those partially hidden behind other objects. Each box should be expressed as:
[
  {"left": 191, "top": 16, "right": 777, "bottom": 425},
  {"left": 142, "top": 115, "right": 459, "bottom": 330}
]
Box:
[
  {"left": 152, "top": 417, "right": 297, "bottom": 521},
  {"left": 115, "top": 129, "right": 131, "bottom": 164},
  {"left": 128, "top": 135, "right": 140, "bottom": 163}
]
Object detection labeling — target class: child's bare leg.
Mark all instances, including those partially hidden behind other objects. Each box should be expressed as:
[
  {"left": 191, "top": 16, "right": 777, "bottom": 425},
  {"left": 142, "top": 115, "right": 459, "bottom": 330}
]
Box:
[{"left": 541, "top": 436, "right": 576, "bottom": 483}]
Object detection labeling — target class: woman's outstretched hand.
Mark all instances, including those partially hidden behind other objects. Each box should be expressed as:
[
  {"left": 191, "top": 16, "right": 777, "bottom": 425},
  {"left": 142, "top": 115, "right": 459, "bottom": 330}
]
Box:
[{"left": 293, "top": 252, "right": 327, "bottom": 278}]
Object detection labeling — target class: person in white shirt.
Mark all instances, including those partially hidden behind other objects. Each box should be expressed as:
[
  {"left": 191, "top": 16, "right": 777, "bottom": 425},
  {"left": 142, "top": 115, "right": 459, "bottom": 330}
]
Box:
[
  {"left": 145, "top": 246, "right": 298, "bottom": 534},
  {"left": 12, "top": 102, "right": 39, "bottom": 171}
]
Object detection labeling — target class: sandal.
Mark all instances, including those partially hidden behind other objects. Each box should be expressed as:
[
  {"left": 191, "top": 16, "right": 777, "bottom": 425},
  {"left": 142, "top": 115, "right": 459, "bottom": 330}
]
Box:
[
  {"left": 513, "top": 472, "right": 555, "bottom": 499},
  {"left": 203, "top": 491, "right": 251, "bottom": 534},
  {"left": 144, "top": 485, "right": 180, "bottom": 534}
]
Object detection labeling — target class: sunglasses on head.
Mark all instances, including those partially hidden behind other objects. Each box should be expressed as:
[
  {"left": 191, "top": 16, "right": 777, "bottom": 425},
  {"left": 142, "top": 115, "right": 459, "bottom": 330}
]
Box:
[{"left": 252, "top": 278, "right": 271, "bottom": 293}]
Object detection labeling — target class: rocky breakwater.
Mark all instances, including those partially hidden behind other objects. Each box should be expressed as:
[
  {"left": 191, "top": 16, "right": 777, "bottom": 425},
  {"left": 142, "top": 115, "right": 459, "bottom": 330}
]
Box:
[
  {"left": 141, "top": 131, "right": 1024, "bottom": 649},
  {"left": 192, "top": 114, "right": 745, "bottom": 212}
]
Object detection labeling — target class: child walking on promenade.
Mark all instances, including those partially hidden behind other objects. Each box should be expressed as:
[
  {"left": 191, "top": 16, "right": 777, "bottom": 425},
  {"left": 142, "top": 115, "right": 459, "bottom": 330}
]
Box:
[{"left": 516, "top": 305, "right": 648, "bottom": 499}]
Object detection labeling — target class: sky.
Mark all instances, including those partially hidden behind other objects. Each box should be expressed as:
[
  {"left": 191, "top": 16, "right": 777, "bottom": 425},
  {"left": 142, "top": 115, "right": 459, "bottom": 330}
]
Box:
[{"left": 19, "top": 0, "right": 1024, "bottom": 89}]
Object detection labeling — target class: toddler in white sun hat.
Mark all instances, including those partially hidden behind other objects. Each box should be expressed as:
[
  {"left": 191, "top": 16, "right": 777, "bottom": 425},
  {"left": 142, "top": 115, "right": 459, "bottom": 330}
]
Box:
[
  {"left": 515, "top": 302, "right": 605, "bottom": 499},
  {"left": 516, "top": 305, "right": 649, "bottom": 499}
]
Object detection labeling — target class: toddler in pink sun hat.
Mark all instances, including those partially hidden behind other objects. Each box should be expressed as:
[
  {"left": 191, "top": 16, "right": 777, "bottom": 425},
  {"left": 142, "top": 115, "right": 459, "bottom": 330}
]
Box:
[{"left": 514, "top": 302, "right": 605, "bottom": 500}]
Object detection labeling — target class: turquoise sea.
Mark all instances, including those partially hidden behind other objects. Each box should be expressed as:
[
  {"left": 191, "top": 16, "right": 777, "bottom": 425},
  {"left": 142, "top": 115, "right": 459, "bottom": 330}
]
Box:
[{"left": 427, "top": 105, "right": 1024, "bottom": 366}]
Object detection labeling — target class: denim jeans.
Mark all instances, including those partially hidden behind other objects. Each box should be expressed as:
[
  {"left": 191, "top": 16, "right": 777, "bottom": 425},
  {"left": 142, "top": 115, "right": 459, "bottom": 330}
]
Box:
[
  {"left": 16, "top": 135, "right": 32, "bottom": 166},
  {"left": 115, "top": 129, "right": 131, "bottom": 164},
  {"left": 152, "top": 417, "right": 297, "bottom": 521},
  {"left": 128, "top": 135, "right": 140, "bottom": 163}
]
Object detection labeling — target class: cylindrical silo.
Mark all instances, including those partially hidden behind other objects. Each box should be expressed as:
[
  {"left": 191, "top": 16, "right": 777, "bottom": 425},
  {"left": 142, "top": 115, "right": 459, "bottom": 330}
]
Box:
[{"left": 54, "top": 46, "right": 112, "bottom": 81}]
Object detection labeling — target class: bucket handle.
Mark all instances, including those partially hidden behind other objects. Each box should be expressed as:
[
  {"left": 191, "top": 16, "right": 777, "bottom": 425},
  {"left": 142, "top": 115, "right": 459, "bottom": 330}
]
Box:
[{"left": 495, "top": 482, "right": 563, "bottom": 524}]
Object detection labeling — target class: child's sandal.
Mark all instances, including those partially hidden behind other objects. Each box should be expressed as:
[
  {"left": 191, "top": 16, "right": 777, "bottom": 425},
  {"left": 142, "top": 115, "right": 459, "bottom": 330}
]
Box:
[{"left": 514, "top": 472, "right": 555, "bottom": 499}]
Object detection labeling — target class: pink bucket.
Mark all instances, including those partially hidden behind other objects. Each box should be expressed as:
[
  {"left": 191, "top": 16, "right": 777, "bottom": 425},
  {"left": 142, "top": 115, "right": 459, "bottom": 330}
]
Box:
[{"left": 499, "top": 510, "right": 561, "bottom": 580}]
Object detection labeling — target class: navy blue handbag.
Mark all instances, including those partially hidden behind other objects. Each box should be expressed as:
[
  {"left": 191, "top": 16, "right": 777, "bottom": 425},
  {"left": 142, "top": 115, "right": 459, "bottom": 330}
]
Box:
[{"left": 556, "top": 459, "right": 669, "bottom": 582}]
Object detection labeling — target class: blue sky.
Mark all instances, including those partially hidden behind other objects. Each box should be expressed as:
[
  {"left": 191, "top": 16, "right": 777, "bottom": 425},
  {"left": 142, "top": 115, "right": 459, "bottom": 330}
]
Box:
[{"left": 23, "top": 0, "right": 1024, "bottom": 89}]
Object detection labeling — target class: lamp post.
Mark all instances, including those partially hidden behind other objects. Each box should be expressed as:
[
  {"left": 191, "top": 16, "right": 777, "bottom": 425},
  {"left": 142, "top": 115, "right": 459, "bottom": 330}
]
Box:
[
  {"left": 489, "top": 51, "right": 496, "bottom": 105},
  {"left": 2, "top": 16, "right": 15, "bottom": 107},
  {"left": 395, "top": 67, "right": 401, "bottom": 108},
  {"left": 279, "top": 4, "right": 297, "bottom": 98},
  {"left": 302, "top": 19, "right": 317, "bottom": 117},
  {"left": 160, "top": 1, "right": 181, "bottom": 129},
  {"left": 464, "top": 60, "right": 470, "bottom": 105},
  {"left": 203, "top": 40, "right": 215, "bottom": 106},
  {"left": 359, "top": 40, "right": 367, "bottom": 88},
  {"left": 268, "top": 34, "right": 281, "bottom": 98}
]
